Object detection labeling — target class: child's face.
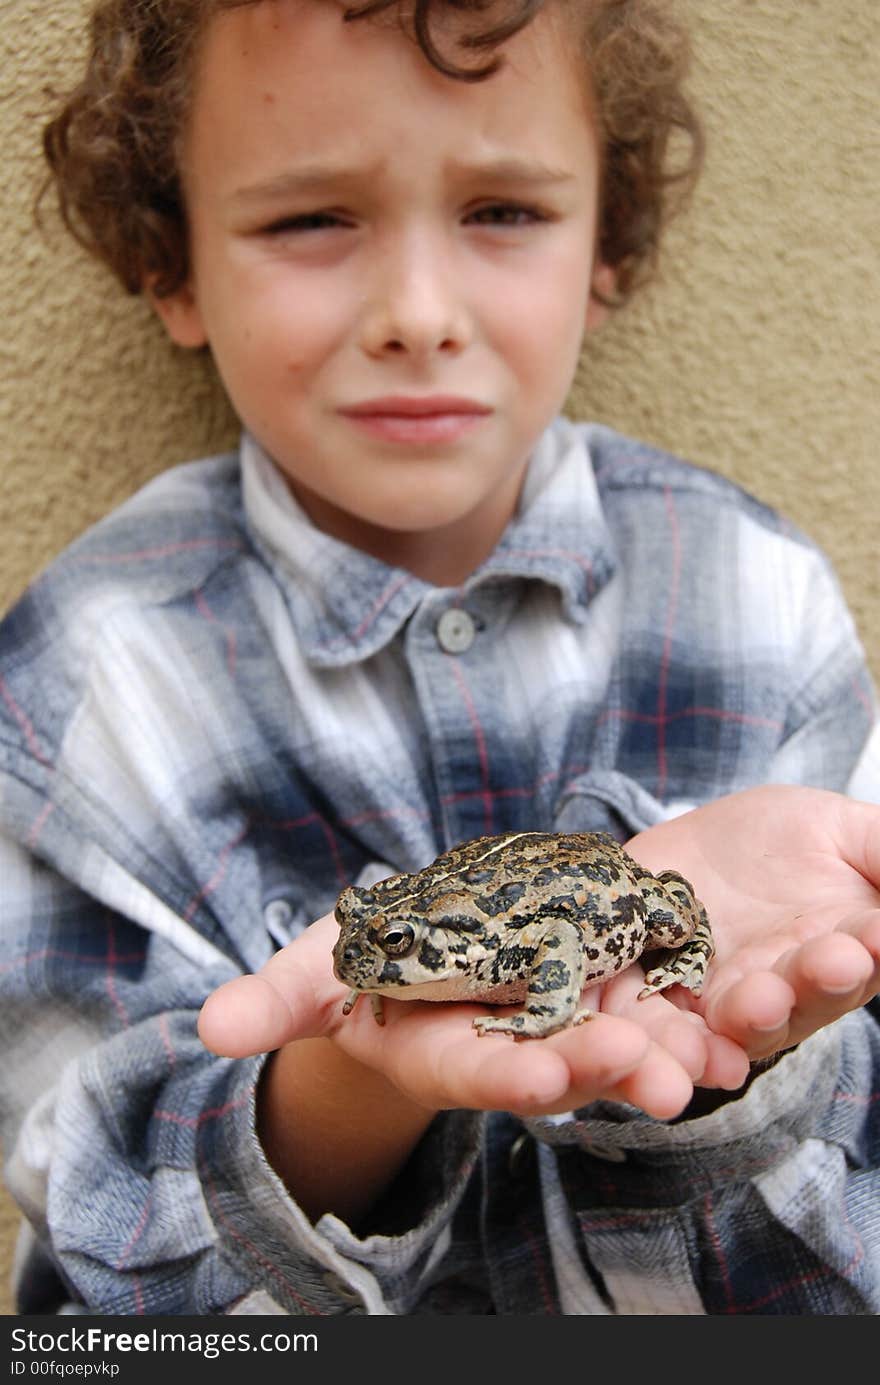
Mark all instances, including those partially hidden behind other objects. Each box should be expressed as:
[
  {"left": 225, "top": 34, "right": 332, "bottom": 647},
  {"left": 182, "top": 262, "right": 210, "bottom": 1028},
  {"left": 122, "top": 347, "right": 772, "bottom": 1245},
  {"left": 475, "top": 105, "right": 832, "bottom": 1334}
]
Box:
[{"left": 156, "top": 0, "right": 608, "bottom": 582}]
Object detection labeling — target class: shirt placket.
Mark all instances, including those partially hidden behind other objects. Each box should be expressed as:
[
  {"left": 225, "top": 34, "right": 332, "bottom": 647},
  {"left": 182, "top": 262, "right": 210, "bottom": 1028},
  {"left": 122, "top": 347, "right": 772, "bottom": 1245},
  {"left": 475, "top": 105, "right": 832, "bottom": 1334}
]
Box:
[{"left": 403, "top": 586, "right": 518, "bottom": 849}]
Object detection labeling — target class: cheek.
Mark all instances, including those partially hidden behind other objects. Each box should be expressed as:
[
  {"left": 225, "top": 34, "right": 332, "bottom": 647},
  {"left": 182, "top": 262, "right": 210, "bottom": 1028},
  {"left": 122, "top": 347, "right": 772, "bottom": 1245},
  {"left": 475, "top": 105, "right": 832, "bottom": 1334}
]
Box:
[
  {"left": 536, "top": 242, "right": 595, "bottom": 335},
  {"left": 493, "top": 283, "right": 590, "bottom": 391},
  {"left": 218, "top": 272, "right": 353, "bottom": 384},
  {"left": 479, "top": 244, "right": 593, "bottom": 364}
]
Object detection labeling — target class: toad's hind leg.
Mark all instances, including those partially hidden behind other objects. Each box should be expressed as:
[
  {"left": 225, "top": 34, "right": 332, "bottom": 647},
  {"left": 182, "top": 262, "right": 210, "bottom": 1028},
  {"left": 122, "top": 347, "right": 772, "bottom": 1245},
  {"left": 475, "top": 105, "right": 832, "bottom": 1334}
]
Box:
[{"left": 638, "top": 870, "right": 714, "bottom": 1000}]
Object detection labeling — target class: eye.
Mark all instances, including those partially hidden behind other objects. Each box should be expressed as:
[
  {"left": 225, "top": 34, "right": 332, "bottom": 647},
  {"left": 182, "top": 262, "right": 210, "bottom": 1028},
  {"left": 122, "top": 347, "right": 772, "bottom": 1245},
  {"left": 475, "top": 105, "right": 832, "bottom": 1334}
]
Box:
[
  {"left": 379, "top": 922, "right": 416, "bottom": 957},
  {"left": 262, "top": 210, "right": 351, "bottom": 235},
  {"left": 466, "top": 202, "right": 548, "bottom": 228}
]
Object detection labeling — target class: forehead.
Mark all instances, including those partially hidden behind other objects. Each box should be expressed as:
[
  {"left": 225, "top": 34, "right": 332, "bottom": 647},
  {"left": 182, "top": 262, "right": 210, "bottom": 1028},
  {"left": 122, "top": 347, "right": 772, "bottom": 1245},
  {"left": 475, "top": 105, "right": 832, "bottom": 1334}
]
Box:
[{"left": 183, "top": 0, "right": 597, "bottom": 188}]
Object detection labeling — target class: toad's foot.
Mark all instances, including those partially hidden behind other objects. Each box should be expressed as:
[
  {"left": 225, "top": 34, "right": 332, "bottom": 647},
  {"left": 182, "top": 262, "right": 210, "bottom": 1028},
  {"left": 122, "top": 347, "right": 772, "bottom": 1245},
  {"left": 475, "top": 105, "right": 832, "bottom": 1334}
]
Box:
[
  {"left": 473, "top": 1006, "right": 594, "bottom": 1040},
  {"left": 341, "top": 990, "right": 386, "bottom": 1024},
  {"left": 638, "top": 929, "right": 713, "bottom": 1000}
]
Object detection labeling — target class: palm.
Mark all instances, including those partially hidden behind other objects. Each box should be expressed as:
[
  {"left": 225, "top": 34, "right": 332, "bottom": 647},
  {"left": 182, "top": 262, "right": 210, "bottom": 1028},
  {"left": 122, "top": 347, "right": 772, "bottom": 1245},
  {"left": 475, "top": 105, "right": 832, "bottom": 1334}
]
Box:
[{"left": 620, "top": 785, "right": 880, "bottom": 1050}]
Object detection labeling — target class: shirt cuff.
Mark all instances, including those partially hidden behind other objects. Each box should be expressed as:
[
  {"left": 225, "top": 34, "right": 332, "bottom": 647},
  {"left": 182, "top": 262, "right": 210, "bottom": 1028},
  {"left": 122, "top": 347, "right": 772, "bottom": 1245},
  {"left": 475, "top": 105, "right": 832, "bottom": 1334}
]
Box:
[
  {"left": 222, "top": 1059, "right": 483, "bottom": 1314},
  {"left": 318, "top": 1109, "right": 484, "bottom": 1311},
  {"left": 523, "top": 1015, "right": 849, "bottom": 1175}
]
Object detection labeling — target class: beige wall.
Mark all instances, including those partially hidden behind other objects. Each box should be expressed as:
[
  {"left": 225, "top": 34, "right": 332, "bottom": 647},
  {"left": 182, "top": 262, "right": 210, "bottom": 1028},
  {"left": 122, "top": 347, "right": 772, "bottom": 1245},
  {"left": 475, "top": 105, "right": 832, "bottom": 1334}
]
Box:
[{"left": 0, "top": 0, "right": 878, "bottom": 1314}]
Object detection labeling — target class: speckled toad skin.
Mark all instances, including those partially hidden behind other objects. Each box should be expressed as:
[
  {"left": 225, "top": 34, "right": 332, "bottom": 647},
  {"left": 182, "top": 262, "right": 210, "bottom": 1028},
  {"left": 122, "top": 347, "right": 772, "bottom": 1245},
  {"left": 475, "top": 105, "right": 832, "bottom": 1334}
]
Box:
[{"left": 332, "top": 830, "right": 714, "bottom": 1038}]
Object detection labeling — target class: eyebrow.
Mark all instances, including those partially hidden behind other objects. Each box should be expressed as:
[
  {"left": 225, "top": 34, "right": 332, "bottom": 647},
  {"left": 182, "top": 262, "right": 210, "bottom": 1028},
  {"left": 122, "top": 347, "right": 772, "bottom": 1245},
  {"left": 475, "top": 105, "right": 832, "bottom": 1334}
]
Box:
[
  {"left": 454, "top": 157, "right": 577, "bottom": 187},
  {"left": 228, "top": 156, "right": 576, "bottom": 206}
]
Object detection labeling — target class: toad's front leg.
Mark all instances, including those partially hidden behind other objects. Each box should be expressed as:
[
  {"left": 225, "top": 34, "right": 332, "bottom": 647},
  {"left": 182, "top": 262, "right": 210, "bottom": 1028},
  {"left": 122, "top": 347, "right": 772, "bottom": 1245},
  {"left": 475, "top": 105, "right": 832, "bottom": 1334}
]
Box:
[{"left": 472, "top": 917, "right": 588, "bottom": 1039}]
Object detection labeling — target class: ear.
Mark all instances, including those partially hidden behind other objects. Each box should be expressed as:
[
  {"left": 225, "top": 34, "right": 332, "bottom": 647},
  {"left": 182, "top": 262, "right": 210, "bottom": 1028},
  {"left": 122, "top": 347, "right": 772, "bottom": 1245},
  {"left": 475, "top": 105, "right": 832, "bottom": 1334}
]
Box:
[
  {"left": 584, "top": 261, "right": 617, "bottom": 334},
  {"left": 147, "top": 279, "right": 209, "bottom": 349}
]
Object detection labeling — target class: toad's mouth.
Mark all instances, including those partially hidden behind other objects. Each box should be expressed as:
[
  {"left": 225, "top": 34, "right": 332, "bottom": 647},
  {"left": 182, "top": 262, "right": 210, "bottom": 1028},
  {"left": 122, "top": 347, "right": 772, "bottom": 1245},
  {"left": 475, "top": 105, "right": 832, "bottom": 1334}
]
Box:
[{"left": 341, "top": 970, "right": 529, "bottom": 1006}]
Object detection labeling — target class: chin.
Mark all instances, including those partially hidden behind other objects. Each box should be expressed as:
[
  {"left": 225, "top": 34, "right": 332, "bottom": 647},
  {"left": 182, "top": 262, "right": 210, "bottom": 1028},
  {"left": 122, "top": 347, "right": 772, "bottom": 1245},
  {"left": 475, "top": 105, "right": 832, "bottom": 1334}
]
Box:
[{"left": 374, "top": 502, "right": 474, "bottom": 536}]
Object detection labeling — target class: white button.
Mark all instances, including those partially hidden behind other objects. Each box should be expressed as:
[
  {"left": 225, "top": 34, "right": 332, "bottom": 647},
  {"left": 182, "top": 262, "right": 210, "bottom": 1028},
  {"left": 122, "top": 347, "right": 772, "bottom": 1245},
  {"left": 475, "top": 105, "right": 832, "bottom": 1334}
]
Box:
[
  {"left": 580, "top": 1140, "right": 627, "bottom": 1163},
  {"left": 436, "top": 608, "right": 475, "bottom": 653},
  {"left": 508, "top": 1132, "right": 533, "bottom": 1177},
  {"left": 263, "top": 899, "right": 294, "bottom": 938}
]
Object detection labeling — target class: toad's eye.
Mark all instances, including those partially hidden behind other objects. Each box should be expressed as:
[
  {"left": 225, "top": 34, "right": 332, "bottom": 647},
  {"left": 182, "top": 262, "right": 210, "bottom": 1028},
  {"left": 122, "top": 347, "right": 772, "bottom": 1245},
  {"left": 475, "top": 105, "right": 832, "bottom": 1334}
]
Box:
[{"left": 379, "top": 922, "right": 417, "bottom": 957}]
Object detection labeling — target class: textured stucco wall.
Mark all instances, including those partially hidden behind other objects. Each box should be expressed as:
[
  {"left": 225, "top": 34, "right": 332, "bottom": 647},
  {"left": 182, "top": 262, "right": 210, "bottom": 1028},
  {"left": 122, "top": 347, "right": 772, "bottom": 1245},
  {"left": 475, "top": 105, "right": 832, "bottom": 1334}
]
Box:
[{"left": 0, "top": 0, "right": 878, "bottom": 1313}]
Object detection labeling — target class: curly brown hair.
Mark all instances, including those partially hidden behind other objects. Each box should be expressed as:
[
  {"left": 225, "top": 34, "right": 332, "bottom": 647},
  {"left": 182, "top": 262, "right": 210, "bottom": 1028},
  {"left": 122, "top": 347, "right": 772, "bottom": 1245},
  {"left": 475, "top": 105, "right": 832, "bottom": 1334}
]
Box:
[{"left": 41, "top": 0, "right": 703, "bottom": 303}]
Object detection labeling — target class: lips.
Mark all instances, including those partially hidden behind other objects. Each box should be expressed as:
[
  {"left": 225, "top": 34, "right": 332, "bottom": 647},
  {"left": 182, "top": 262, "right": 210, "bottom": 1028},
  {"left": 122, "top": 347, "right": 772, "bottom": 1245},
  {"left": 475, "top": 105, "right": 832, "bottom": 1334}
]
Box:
[
  {"left": 339, "top": 395, "right": 492, "bottom": 444},
  {"left": 343, "top": 395, "right": 490, "bottom": 418}
]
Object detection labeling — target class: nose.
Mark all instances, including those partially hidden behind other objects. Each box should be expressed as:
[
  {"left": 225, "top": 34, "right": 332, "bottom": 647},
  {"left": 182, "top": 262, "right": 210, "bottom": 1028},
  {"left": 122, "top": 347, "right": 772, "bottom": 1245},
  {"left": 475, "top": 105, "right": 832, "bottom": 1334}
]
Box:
[{"left": 358, "top": 229, "right": 471, "bottom": 361}]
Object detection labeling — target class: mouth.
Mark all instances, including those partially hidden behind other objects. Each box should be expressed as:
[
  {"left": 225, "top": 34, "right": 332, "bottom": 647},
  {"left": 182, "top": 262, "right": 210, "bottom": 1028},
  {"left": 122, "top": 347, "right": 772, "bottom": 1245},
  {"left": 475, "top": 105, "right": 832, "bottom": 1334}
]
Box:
[{"left": 339, "top": 395, "right": 492, "bottom": 445}]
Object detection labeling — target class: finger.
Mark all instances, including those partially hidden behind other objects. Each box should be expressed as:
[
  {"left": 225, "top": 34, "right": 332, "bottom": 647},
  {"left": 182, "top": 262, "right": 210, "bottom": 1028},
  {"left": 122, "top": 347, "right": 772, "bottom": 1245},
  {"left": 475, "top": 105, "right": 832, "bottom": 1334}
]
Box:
[
  {"left": 695, "top": 1029, "right": 751, "bottom": 1089},
  {"left": 703, "top": 969, "right": 798, "bottom": 1056},
  {"left": 832, "top": 798, "right": 880, "bottom": 897},
  {"left": 647, "top": 1010, "right": 750, "bottom": 1090},
  {"left": 395, "top": 1011, "right": 652, "bottom": 1117},
  {"left": 198, "top": 971, "right": 312, "bottom": 1056},
  {"left": 769, "top": 929, "right": 879, "bottom": 1049},
  {"left": 539, "top": 1016, "right": 694, "bottom": 1120},
  {"left": 199, "top": 922, "right": 338, "bottom": 1056},
  {"left": 605, "top": 979, "right": 750, "bottom": 1094},
  {"left": 601, "top": 967, "right": 721, "bottom": 1084},
  {"left": 649, "top": 1009, "right": 709, "bottom": 1078},
  {"left": 777, "top": 929, "right": 874, "bottom": 997},
  {"left": 837, "top": 909, "right": 880, "bottom": 1005},
  {"left": 601, "top": 1040, "right": 696, "bottom": 1120}
]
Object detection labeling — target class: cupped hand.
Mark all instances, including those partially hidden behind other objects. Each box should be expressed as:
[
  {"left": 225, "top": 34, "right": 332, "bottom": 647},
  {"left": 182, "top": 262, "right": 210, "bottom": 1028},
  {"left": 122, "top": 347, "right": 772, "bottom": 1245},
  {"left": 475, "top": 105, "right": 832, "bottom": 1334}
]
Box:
[
  {"left": 198, "top": 903, "right": 748, "bottom": 1121},
  {"left": 622, "top": 784, "right": 880, "bottom": 1061}
]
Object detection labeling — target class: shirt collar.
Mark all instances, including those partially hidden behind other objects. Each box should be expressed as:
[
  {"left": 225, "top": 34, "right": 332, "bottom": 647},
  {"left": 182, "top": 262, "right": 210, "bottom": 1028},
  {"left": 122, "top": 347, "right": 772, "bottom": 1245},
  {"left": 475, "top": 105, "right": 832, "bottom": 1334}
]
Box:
[{"left": 241, "top": 416, "right": 617, "bottom": 668}]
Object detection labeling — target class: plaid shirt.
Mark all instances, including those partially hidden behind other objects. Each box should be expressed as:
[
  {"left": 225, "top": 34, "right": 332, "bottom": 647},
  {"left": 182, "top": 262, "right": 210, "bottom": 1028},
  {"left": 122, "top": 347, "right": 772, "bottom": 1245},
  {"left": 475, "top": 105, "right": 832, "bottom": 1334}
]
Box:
[{"left": 1, "top": 417, "right": 878, "bottom": 1315}]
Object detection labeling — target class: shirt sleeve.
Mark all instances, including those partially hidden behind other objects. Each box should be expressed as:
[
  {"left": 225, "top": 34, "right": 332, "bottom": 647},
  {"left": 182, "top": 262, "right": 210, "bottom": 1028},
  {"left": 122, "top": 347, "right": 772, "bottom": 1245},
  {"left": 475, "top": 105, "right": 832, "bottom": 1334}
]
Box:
[
  {"left": 520, "top": 1005, "right": 880, "bottom": 1313},
  {"left": 764, "top": 539, "right": 878, "bottom": 791},
  {"left": 0, "top": 832, "right": 483, "bottom": 1315}
]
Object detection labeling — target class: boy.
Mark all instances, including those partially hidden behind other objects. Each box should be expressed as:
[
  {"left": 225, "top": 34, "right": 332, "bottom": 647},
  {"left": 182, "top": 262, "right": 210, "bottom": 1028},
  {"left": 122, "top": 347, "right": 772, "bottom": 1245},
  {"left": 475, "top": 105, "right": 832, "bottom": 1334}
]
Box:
[{"left": 1, "top": 0, "right": 879, "bottom": 1315}]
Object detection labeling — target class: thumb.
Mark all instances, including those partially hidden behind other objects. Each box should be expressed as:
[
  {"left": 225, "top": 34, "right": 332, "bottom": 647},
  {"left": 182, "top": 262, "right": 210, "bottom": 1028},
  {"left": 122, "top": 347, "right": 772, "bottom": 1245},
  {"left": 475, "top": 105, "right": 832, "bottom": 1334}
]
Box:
[
  {"left": 199, "top": 913, "right": 342, "bottom": 1057},
  {"left": 833, "top": 796, "right": 880, "bottom": 896}
]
